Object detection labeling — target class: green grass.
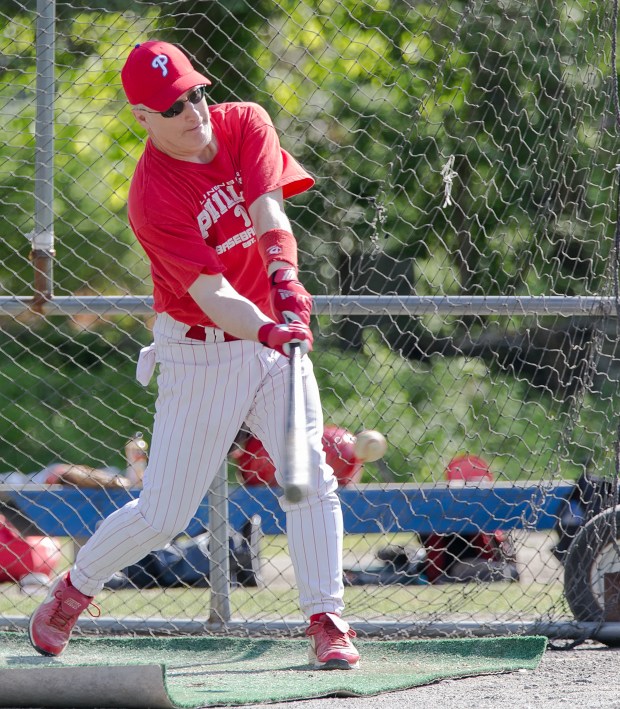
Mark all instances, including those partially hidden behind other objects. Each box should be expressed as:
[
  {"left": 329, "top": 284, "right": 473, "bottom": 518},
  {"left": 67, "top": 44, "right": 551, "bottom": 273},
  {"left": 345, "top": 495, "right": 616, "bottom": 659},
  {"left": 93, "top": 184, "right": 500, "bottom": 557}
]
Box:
[
  {"left": 0, "top": 532, "right": 568, "bottom": 624},
  {"left": 0, "top": 581, "right": 566, "bottom": 622},
  {"left": 0, "top": 321, "right": 614, "bottom": 484}
]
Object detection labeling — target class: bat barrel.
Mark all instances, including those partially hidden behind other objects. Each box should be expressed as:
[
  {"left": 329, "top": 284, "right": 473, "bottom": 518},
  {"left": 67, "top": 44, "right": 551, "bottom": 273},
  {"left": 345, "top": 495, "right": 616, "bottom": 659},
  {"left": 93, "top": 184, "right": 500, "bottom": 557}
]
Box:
[{"left": 284, "top": 344, "right": 310, "bottom": 503}]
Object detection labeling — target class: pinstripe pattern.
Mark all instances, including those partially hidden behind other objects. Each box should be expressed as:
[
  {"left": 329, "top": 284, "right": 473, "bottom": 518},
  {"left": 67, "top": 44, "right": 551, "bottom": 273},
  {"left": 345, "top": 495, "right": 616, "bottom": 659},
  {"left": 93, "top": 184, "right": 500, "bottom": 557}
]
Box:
[{"left": 70, "top": 313, "right": 344, "bottom": 618}]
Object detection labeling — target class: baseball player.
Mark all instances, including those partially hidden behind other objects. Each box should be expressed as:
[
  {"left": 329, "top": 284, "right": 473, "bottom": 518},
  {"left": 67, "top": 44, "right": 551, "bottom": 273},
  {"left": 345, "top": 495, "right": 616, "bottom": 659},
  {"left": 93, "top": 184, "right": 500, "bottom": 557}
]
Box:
[{"left": 28, "top": 40, "right": 359, "bottom": 670}]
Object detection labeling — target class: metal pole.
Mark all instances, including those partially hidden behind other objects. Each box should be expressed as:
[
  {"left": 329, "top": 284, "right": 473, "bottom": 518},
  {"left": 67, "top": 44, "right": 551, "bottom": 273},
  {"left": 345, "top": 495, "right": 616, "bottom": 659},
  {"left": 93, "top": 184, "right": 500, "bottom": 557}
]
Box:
[
  {"left": 208, "top": 460, "right": 231, "bottom": 624},
  {"left": 32, "top": 0, "right": 56, "bottom": 309},
  {"left": 4, "top": 616, "right": 619, "bottom": 644},
  {"left": 0, "top": 294, "right": 619, "bottom": 318}
]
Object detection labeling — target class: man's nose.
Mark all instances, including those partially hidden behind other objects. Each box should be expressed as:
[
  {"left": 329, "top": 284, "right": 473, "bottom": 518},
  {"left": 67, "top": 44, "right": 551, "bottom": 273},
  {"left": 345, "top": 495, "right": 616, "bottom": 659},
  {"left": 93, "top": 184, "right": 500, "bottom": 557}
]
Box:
[{"left": 183, "top": 101, "right": 201, "bottom": 118}]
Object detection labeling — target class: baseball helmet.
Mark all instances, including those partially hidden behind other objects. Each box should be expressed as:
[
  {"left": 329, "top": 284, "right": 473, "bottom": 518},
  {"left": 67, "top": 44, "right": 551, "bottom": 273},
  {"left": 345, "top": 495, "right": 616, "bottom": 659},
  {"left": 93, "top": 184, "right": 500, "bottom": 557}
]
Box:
[
  {"left": 234, "top": 435, "right": 277, "bottom": 486},
  {"left": 322, "top": 425, "right": 363, "bottom": 486},
  {"left": 234, "top": 425, "right": 363, "bottom": 487},
  {"left": 445, "top": 454, "right": 493, "bottom": 483}
]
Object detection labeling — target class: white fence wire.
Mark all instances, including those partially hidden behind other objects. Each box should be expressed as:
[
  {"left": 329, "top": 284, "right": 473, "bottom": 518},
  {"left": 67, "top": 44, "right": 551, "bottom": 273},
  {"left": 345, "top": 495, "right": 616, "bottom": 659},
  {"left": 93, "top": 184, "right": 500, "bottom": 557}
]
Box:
[{"left": 1, "top": 0, "right": 620, "bottom": 643}]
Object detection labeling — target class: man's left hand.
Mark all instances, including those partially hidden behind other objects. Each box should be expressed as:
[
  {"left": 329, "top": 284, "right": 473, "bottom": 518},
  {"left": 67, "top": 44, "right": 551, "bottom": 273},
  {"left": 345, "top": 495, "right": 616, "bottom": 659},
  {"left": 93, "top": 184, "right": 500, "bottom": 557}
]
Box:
[{"left": 270, "top": 267, "right": 313, "bottom": 325}]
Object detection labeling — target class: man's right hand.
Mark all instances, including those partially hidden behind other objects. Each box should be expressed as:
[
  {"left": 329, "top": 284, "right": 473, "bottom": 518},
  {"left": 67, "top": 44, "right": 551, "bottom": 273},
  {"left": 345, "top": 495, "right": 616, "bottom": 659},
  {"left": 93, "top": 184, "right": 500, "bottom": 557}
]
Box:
[{"left": 258, "top": 322, "right": 313, "bottom": 357}]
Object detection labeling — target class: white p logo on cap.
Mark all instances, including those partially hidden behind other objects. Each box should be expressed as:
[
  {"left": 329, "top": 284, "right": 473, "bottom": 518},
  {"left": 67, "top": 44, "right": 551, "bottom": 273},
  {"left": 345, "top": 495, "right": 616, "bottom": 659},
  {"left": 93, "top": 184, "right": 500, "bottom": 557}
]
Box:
[{"left": 151, "top": 54, "right": 169, "bottom": 77}]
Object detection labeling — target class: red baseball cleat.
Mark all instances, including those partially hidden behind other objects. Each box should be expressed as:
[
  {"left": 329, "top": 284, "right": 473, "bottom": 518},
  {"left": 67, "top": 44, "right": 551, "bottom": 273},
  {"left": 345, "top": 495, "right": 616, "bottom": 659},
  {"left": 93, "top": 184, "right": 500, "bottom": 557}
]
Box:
[
  {"left": 28, "top": 574, "right": 99, "bottom": 656},
  {"left": 306, "top": 612, "right": 360, "bottom": 670}
]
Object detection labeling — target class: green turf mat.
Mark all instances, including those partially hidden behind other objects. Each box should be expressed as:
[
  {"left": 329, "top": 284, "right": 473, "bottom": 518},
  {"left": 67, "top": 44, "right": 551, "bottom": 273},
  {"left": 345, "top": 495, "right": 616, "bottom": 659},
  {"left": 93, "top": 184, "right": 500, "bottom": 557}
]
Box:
[{"left": 0, "top": 631, "right": 547, "bottom": 707}]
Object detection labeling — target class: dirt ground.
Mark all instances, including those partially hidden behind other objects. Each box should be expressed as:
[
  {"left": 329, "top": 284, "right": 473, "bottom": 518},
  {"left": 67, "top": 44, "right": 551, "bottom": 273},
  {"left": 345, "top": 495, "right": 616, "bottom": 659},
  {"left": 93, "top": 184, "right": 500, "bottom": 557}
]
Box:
[
  {"left": 4, "top": 641, "right": 617, "bottom": 709},
  {"left": 247, "top": 641, "right": 620, "bottom": 709},
  {"left": 8, "top": 532, "right": 612, "bottom": 708},
  {"left": 249, "top": 531, "right": 618, "bottom": 709}
]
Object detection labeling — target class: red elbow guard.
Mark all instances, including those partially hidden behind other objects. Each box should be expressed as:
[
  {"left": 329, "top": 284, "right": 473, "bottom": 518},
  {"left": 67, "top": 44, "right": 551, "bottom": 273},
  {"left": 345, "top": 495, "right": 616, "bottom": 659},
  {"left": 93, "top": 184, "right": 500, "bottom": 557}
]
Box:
[{"left": 257, "top": 228, "right": 298, "bottom": 270}]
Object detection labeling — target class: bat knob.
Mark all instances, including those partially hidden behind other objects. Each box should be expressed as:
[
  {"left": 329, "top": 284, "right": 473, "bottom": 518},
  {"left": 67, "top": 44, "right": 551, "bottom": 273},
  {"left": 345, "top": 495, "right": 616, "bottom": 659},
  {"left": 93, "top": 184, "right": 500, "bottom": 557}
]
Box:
[{"left": 284, "top": 484, "right": 308, "bottom": 504}]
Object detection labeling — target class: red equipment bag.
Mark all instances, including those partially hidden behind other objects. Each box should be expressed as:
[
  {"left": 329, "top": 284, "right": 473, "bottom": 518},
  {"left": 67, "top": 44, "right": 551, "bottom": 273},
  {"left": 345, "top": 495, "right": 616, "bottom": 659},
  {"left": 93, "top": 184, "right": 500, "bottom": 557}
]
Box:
[{"left": 0, "top": 515, "right": 61, "bottom": 583}]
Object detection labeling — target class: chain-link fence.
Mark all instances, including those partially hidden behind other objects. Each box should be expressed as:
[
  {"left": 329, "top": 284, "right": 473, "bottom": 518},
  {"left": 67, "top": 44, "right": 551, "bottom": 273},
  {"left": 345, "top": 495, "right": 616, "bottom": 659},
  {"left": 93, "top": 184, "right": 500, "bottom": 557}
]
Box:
[{"left": 2, "top": 0, "right": 620, "bottom": 642}]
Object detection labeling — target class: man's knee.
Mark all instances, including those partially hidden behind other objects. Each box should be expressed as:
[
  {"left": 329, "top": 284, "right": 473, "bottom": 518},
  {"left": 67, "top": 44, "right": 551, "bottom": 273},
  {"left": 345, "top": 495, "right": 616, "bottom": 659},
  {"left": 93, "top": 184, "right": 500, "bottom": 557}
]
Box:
[{"left": 135, "top": 506, "right": 189, "bottom": 546}]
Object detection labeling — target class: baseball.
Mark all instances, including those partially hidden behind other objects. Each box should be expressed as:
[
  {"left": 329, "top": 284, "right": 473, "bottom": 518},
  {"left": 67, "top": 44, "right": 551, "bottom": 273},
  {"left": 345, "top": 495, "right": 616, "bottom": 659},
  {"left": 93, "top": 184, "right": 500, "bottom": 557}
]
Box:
[{"left": 353, "top": 430, "right": 387, "bottom": 462}]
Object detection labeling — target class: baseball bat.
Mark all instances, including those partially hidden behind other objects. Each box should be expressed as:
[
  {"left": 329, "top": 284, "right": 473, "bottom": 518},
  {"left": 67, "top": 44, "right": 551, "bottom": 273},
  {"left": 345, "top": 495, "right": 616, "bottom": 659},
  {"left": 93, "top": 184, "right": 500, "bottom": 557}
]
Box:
[{"left": 283, "top": 343, "right": 310, "bottom": 503}]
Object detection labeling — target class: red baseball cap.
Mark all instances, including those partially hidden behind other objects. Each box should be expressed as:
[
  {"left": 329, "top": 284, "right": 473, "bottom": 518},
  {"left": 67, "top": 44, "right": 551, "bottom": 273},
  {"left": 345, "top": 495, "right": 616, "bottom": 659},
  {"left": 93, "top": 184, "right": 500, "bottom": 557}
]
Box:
[{"left": 121, "top": 41, "right": 212, "bottom": 111}]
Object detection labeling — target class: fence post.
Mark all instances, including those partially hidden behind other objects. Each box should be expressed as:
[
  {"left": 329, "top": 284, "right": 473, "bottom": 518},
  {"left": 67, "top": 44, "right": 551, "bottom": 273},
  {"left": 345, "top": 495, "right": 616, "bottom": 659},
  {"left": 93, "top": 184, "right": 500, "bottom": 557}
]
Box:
[
  {"left": 32, "top": 0, "right": 56, "bottom": 308},
  {"left": 208, "top": 460, "right": 231, "bottom": 624}
]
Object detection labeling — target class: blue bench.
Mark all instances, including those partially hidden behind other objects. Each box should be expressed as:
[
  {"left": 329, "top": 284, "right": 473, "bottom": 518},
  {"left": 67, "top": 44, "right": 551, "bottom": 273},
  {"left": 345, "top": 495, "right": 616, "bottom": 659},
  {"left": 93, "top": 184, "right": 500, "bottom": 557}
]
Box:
[{"left": 0, "top": 481, "right": 572, "bottom": 538}]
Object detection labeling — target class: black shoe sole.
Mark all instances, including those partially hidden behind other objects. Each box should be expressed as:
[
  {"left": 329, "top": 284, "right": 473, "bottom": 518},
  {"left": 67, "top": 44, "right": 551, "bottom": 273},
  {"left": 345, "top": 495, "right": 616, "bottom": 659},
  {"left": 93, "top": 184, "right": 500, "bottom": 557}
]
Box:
[{"left": 314, "top": 658, "right": 360, "bottom": 670}]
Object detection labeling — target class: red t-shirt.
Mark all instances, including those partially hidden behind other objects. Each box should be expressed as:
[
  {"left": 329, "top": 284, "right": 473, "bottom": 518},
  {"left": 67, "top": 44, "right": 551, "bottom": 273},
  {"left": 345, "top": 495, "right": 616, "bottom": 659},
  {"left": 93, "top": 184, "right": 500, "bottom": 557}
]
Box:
[{"left": 128, "top": 102, "right": 315, "bottom": 326}]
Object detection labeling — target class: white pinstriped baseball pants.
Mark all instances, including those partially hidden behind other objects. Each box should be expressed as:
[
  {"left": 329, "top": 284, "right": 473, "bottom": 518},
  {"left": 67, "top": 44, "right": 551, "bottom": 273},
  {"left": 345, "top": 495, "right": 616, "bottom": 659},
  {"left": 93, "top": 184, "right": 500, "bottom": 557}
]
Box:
[{"left": 70, "top": 312, "right": 345, "bottom": 619}]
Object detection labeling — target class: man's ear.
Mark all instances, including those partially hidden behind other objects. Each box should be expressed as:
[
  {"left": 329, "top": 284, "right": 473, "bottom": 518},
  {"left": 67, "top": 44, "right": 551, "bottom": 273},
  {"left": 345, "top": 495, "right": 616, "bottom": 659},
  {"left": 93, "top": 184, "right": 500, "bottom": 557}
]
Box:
[{"left": 132, "top": 108, "right": 149, "bottom": 129}]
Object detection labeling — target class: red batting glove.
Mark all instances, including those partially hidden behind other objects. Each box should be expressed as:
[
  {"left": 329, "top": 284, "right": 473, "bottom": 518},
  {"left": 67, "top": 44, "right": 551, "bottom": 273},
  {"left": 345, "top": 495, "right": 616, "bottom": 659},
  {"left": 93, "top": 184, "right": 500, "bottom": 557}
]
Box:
[
  {"left": 269, "top": 267, "right": 313, "bottom": 326},
  {"left": 258, "top": 321, "right": 313, "bottom": 357}
]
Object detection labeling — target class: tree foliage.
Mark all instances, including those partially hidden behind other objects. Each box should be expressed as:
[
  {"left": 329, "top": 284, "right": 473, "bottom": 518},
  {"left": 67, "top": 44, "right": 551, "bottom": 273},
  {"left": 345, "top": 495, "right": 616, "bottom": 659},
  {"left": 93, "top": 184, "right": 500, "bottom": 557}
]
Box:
[
  {"left": 0, "top": 1, "right": 617, "bottom": 300},
  {"left": 252, "top": 0, "right": 619, "bottom": 300},
  {"left": 0, "top": 2, "right": 618, "bottom": 476}
]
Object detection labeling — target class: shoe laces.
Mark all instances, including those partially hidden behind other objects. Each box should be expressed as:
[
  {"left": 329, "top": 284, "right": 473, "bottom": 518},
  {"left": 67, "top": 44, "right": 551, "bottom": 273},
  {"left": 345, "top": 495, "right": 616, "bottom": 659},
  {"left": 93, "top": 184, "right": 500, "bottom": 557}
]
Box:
[{"left": 48, "top": 590, "right": 100, "bottom": 630}]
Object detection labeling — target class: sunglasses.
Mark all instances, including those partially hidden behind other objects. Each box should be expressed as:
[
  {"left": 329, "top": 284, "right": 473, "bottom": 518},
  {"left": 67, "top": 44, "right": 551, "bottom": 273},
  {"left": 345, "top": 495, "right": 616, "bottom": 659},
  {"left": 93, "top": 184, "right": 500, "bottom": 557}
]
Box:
[{"left": 141, "top": 85, "right": 207, "bottom": 118}]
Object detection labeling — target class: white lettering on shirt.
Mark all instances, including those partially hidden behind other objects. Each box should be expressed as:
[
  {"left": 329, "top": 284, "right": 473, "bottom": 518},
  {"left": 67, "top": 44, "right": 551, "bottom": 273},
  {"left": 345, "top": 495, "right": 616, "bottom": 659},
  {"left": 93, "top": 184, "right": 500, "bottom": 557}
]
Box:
[
  {"left": 215, "top": 227, "right": 256, "bottom": 254},
  {"left": 197, "top": 178, "right": 245, "bottom": 238},
  {"left": 234, "top": 204, "right": 251, "bottom": 227}
]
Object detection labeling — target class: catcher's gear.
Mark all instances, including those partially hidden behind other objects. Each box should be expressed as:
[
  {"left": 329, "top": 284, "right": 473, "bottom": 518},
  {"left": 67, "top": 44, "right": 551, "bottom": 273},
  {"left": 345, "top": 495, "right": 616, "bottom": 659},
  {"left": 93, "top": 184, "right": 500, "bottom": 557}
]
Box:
[{"left": 234, "top": 425, "right": 362, "bottom": 487}]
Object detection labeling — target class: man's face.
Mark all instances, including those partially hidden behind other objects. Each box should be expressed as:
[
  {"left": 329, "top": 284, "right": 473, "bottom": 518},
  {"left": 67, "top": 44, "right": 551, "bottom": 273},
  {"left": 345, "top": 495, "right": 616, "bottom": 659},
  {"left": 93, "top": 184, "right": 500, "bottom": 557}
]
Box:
[{"left": 133, "top": 85, "right": 214, "bottom": 162}]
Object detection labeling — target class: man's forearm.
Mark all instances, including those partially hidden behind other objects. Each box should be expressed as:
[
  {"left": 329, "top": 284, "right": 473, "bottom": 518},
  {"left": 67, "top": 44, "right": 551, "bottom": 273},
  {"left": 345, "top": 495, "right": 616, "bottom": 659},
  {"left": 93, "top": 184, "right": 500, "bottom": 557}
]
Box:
[{"left": 188, "top": 274, "right": 272, "bottom": 341}]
